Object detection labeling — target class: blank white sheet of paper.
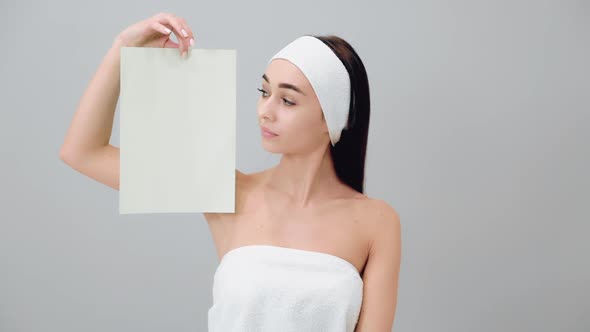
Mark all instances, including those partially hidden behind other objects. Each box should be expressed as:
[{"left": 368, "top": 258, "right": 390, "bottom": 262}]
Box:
[{"left": 119, "top": 47, "right": 236, "bottom": 214}]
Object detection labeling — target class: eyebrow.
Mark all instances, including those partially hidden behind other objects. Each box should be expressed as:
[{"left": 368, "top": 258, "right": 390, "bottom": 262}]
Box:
[{"left": 262, "top": 74, "right": 307, "bottom": 96}]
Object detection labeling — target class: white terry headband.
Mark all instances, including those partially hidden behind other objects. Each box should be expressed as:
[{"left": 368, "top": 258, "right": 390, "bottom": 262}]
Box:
[{"left": 268, "top": 35, "right": 351, "bottom": 146}]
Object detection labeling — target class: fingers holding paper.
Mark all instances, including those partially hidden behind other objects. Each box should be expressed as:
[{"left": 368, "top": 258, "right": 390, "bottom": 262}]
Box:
[
  {"left": 154, "top": 13, "right": 195, "bottom": 58},
  {"left": 115, "top": 12, "right": 195, "bottom": 58}
]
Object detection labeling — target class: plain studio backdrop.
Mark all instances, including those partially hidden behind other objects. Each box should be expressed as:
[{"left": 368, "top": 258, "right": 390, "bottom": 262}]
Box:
[{"left": 1, "top": 0, "right": 588, "bottom": 331}]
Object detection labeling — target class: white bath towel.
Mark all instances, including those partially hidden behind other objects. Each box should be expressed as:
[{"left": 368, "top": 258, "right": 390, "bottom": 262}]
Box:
[{"left": 208, "top": 245, "right": 364, "bottom": 332}]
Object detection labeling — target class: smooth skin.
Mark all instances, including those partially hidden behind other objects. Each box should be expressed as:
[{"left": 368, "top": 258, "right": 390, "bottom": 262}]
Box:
[
  {"left": 60, "top": 12, "right": 195, "bottom": 190},
  {"left": 60, "top": 12, "right": 401, "bottom": 331}
]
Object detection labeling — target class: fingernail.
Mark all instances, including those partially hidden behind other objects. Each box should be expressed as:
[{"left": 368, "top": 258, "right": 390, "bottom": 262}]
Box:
[
  {"left": 190, "top": 38, "right": 194, "bottom": 48},
  {"left": 163, "top": 27, "right": 172, "bottom": 34},
  {"left": 182, "top": 29, "right": 188, "bottom": 37}
]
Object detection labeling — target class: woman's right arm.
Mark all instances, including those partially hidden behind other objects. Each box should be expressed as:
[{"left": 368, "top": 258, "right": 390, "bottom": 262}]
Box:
[
  {"left": 59, "top": 13, "right": 194, "bottom": 191},
  {"left": 59, "top": 38, "right": 124, "bottom": 191}
]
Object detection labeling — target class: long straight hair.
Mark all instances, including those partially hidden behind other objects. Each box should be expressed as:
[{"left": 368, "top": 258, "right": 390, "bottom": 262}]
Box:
[{"left": 313, "top": 35, "right": 371, "bottom": 194}]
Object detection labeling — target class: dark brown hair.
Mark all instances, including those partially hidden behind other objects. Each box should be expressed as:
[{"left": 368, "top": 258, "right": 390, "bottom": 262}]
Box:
[{"left": 311, "top": 34, "right": 371, "bottom": 194}]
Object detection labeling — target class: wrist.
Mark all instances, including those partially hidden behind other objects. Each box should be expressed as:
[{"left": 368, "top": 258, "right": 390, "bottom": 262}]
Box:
[{"left": 112, "top": 36, "right": 126, "bottom": 49}]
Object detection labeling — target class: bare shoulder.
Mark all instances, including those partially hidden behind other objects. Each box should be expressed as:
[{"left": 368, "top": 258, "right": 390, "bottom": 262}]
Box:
[
  {"left": 369, "top": 198, "right": 399, "bottom": 222},
  {"left": 362, "top": 197, "right": 401, "bottom": 246},
  {"left": 203, "top": 168, "right": 252, "bottom": 222}
]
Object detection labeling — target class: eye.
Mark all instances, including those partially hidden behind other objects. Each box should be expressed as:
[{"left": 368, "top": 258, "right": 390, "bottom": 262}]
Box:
[
  {"left": 282, "top": 98, "right": 295, "bottom": 106},
  {"left": 257, "top": 88, "right": 296, "bottom": 106},
  {"left": 257, "top": 88, "right": 269, "bottom": 97}
]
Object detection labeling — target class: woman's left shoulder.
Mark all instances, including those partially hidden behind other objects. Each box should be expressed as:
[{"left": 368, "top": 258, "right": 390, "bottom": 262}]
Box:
[{"left": 358, "top": 196, "right": 400, "bottom": 225}]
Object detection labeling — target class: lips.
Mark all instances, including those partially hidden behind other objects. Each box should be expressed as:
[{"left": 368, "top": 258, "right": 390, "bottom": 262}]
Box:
[{"left": 261, "top": 126, "right": 278, "bottom": 136}]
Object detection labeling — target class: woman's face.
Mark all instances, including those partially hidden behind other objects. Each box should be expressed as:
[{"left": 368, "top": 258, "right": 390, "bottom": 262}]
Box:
[{"left": 257, "top": 59, "right": 329, "bottom": 154}]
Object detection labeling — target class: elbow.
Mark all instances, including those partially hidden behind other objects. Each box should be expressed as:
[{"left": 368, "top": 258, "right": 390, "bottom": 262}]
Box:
[
  {"left": 59, "top": 146, "right": 76, "bottom": 164},
  {"left": 59, "top": 146, "right": 69, "bottom": 161}
]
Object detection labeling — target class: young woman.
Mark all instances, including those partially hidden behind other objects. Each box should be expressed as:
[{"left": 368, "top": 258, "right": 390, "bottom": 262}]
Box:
[{"left": 60, "top": 12, "right": 401, "bottom": 332}]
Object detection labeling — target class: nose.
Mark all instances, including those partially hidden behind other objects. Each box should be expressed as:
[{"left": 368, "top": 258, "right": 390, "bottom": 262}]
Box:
[{"left": 257, "top": 96, "right": 277, "bottom": 123}]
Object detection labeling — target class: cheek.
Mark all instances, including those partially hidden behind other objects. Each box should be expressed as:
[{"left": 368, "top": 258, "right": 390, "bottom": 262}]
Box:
[{"left": 288, "top": 114, "right": 323, "bottom": 137}]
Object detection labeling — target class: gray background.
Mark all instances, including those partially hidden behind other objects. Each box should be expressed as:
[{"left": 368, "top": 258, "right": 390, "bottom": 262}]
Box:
[{"left": 1, "top": 0, "right": 588, "bottom": 331}]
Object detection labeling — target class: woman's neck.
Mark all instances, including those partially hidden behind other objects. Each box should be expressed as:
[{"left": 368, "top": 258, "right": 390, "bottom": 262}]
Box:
[{"left": 263, "top": 145, "right": 342, "bottom": 208}]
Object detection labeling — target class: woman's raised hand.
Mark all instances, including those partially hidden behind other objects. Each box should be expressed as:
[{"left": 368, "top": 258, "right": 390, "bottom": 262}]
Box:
[{"left": 114, "top": 12, "right": 195, "bottom": 58}]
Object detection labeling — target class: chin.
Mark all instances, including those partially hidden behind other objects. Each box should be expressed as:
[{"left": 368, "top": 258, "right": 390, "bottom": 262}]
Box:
[{"left": 261, "top": 140, "right": 284, "bottom": 154}]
